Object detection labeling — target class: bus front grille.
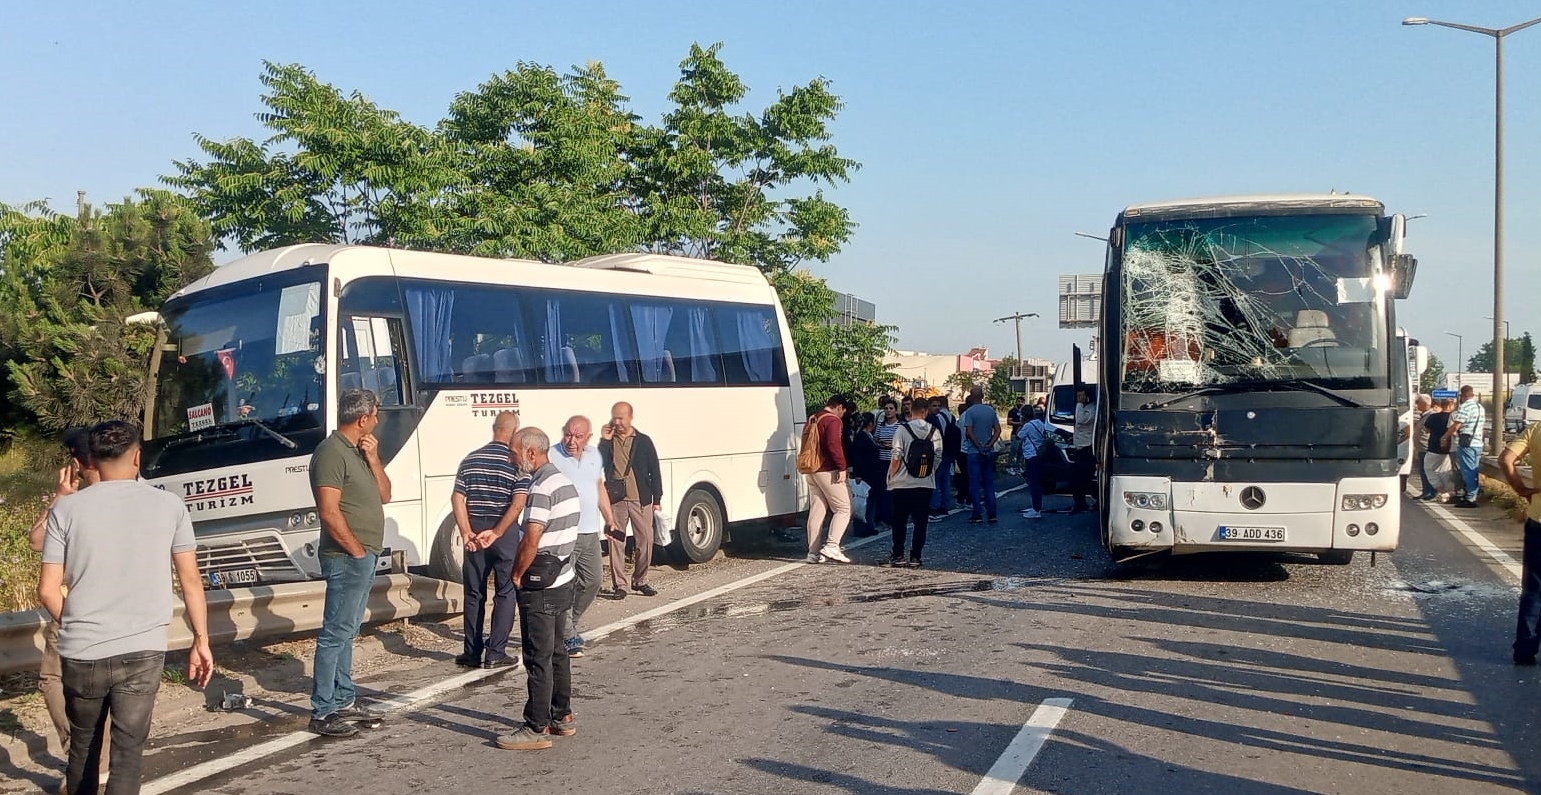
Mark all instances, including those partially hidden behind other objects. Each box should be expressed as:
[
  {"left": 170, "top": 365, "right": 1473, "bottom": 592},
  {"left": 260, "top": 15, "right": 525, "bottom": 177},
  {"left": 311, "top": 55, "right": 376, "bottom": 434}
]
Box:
[{"left": 197, "top": 535, "right": 304, "bottom": 583}]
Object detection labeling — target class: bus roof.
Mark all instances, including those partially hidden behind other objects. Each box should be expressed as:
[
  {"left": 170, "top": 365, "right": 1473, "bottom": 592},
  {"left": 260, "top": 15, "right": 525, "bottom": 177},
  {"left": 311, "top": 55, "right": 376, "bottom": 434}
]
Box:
[
  {"left": 171, "top": 244, "right": 772, "bottom": 300},
  {"left": 1118, "top": 194, "right": 1384, "bottom": 222}
]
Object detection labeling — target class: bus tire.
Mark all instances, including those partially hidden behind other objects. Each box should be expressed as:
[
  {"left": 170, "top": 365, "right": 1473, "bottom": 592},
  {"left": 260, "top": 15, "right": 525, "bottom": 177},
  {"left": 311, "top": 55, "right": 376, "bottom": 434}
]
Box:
[
  {"left": 1318, "top": 550, "right": 1355, "bottom": 565},
  {"left": 428, "top": 518, "right": 466, "bottom": 583},
  {"left": 672, "top": 488, "right": 724, "bottom": 564}
]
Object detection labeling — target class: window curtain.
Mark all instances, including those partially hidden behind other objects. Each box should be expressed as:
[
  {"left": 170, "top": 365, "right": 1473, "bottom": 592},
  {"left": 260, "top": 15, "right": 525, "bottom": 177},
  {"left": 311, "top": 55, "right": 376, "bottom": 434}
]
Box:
[
  {"left": 404, "top": 287, "right": 455, "bottom": 383},
  {"left": 687, "top": 306, "right": 717, "bottom": 383},
  {"left": 736, "top": 309, "right": 775, "bottom": 383},
  {"left": 543, "top": 298, "right": 570, "bottom": 383},
  {"left": 607, "top": 304, "right": 631, "bottom": 383},
  {"left": 631, "top": 304, "right": 672, "bottom": 382}
]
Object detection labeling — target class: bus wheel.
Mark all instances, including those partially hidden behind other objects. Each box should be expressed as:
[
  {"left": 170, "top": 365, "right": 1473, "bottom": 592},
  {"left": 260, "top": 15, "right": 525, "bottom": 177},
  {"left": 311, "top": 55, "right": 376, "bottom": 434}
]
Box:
[
  {"left": 1318, "top": 550, "right": 1355, "bottom": 565},
  {"left": 428, "top": 519, "right": 466, "bottom": 583},
  {"left": 673, "top": 488, "right": 724, "bottom": 564}
]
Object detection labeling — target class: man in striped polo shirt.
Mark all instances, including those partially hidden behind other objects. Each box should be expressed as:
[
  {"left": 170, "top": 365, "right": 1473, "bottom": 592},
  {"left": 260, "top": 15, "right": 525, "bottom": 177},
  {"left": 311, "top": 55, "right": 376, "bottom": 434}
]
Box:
[
  {"left": 452, "top": 411, "right": 529, "bottom": 669},
  {"left": 482, "top": 426, "right": 581, "bottom": 750}
]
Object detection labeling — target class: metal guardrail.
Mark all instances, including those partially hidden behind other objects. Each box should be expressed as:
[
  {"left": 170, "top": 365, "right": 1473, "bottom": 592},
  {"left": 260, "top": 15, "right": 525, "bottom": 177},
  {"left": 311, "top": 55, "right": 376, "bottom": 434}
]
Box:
[
  {"left": 1479, "top": 454, "right": 1531, "bottom": 484},
  {"left": 0, "top": 574, "right": 460, "bottom": 677}
]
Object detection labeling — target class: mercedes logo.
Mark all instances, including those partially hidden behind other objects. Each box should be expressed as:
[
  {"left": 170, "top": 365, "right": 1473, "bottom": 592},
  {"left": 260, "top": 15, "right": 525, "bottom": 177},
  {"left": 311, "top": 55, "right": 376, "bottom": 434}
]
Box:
[{"left": 1240, "top": 486, "right": 1266, "bottom": 510}]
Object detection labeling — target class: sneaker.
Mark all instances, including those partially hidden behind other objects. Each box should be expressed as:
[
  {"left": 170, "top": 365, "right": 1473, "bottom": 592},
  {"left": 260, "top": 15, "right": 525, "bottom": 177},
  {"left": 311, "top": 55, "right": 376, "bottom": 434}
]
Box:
[
  {"left": 884, "top": 556, "right": 905, "bottom": 567},
  {"left": 603, "top": 588, "right": 628, "bottom": 600},
  {"left": 819, "top": 546, "right": 852, "bottom": 563},
  {"left": 634, "top": 584, "right": 658, "bottom": 597},
  {"left": 309, "top": 713, "right": 361, "bottom": 737},
  {"left": 804, "top": 553, "right": 821, "bottom": 564},
  {"left": 1020, "top": 509, "right": 1042, "bottom": 519},
  {"left": 547, "top": 714, "right": 577, "bottom": 736},
  {"left": 928, "top": 510, "right": 947, "bottom": 519},
  {"left": 908, "top": 558, "right": 922, "bottom": 569},
  {"left": 336, "top": 702, "right": 386, "bottom": 722},
  {"left": 968, "top": 515, "right": 984, "bottom": 524},
  {"left": 496, "top": 725, "right": 554, "bottom": 750},
  {"left": 1455, "top": 499, "right": 1479, "bottom": 509},
  {"left": 564, "top": 636, "right": 586, "bottom": 655}
]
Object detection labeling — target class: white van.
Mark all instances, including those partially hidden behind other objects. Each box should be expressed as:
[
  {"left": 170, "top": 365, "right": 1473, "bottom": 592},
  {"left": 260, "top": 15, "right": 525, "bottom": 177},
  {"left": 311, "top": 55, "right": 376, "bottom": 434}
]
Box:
[{"left": 1506, "top": 383, "right": 1541, "bottom": 433}]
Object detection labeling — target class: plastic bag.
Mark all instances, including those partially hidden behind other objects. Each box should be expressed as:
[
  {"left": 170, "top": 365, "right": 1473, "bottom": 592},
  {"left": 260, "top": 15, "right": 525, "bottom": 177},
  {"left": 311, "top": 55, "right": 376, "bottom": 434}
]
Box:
[
  {"left": 653, "top": 509, "right": 674, "bottom": 547},
  {"left": 849, "top": 479, "right": 870, "bottom": 520},
  {"left": 1423, "top": 451, "right": 1453, "bottom": 493}
]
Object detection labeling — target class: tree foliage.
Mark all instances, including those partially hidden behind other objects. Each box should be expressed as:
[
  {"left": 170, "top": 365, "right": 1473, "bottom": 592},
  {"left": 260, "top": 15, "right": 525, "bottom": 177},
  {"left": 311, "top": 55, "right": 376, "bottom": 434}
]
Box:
[
  {"left": 0, "top": 193, "right": 214, "bottom": 431},
  {"left": 169, "top": 47, "right": 874, "bottom": 409},
  {"left": 944, "top": 369, "right": 983, "bottom": 398},
  {"left": 1419, "top": 352, "right": 1445, "bottom": 394},
  {"left": 1467, "top": 337, "right": 1536, "bottom": 376},
  {"left": 986, "top": 356, "right": 1019, "bottom": 408}
]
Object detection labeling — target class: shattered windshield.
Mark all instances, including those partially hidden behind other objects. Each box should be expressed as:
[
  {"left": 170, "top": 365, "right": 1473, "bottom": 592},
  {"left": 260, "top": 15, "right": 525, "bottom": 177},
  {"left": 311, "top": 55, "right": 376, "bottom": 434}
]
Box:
[{"left": 1118, "top": 212, "right": 1388, "bottom": 394}]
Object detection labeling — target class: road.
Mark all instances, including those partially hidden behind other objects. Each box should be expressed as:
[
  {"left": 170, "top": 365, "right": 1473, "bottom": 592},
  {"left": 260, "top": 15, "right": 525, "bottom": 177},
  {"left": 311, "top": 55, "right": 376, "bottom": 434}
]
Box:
[{"left": 12, "top": 488, "right": 1541, "bottom": 795}]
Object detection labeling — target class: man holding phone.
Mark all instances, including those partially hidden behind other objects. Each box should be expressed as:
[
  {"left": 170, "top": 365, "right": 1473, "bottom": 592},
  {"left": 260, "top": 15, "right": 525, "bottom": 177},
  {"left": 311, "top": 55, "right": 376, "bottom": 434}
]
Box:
[
  {"left": 307, "top": 389, "right": 393, "bottom": 737},
  {"left": 599, "top": 402, "right": 663, "bottom": 597}
]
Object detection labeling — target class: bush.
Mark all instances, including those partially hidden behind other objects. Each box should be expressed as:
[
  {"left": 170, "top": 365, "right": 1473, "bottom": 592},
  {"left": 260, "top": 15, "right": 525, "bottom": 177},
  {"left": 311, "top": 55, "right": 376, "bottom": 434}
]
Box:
[{"left": 0, "top": 435, "right": 67, "bottom": 613}]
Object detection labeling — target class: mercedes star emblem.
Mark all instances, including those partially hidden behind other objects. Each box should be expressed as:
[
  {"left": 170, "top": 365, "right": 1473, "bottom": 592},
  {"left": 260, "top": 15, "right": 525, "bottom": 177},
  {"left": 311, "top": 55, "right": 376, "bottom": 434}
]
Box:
[{"left": 1240, "top": 486, "right": 1266, "bottom": 510}]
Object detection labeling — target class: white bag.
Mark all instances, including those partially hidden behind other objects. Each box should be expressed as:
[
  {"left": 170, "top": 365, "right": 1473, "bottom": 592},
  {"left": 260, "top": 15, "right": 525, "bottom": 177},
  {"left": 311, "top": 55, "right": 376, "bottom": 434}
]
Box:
[
  {"left": 1423, "top": 451, "right": 1453, "bottom": 493},
  {"left": 849, "top": 479, "right": 870, "bottom": 520},
  {"left": 653, "top": 510, "right": 674, "bottom": 547}
]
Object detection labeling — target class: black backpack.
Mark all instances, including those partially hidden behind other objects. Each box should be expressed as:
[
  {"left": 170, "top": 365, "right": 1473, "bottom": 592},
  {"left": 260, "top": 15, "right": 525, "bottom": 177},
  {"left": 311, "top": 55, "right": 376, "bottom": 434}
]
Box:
[
  {"left": 938, "top": 413, "right": 962, "bottom": 458},
  {"left": 1029, "top": 421, "right": 1057, "bottom": 459},
  {"left": 902, "top": 422, "right": 938, "bottom": 478}
]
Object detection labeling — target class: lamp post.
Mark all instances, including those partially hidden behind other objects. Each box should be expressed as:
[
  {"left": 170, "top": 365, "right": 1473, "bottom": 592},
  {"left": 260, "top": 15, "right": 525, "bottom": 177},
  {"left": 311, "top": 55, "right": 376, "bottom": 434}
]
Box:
[
  {"left": 1404, "top": 13, "right": 1541, "bottom": 451},
  {"left": 1445, "top": 331, "right": 1463, "bottom": 390}
]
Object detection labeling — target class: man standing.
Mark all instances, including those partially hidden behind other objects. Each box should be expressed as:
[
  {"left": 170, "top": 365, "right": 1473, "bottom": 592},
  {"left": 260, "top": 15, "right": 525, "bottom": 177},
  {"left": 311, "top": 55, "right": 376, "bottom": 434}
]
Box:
[
  {"left": 599, "top": 402, "right": 663, "bottom": 597},
  {"left": 887, "top": 399, "right": 941, "bottom": 567},
  {"left": 1500, "top": 422, "right": 1541, "bottom": 664},
  {"left": 549, "top": 415, "right": 617, "bottom": 658},
  {"left": 1412, "top": 394, "right": 1433, "bottom": 499},
  {"left": 928, "top": 397, "right": 958, "bottom": 518},
  {"left": 1006, "top": 396, "right": 1026, "bottom": 475},
  {"left": 959, "top": 386, "right": 1001, "bottom": 524},
  {"left": 308, "top": 389, "right": 392, "bottom": 737},
  {"left": 1070, "top": 387, "right": 1097, "bottom": 515},
  {"left": 488, "top": 427, "right": 580, "bottom": 750},
  {"left": 1443, "top": 385, "right": 1485, "bottom": 508},
  {"left": 804, "top": 394, "right": 853, "bottom": 563},
  {"left": 38, "top": 420, "right": 213, "bottom": 794},
  {"left": 1016, "top": 407, "right": 1053, "bottom": 520},
  {"left": 452, "top": 411, "right": 529, "bottom": 670}
]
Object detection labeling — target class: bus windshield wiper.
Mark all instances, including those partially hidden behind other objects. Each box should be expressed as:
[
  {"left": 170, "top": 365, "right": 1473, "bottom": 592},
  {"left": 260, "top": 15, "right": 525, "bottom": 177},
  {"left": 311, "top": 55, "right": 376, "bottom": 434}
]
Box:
[
  {"left": 1140, "top": 379, "right": 1365, "bottom": 410},
  {"left": 222, "top": 417, "right": 299, "bottom": 449}
]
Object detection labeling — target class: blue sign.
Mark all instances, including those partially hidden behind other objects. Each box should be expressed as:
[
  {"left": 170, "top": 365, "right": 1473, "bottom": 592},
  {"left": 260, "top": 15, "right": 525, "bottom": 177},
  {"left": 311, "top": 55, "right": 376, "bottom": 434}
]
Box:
[{"left": 1431, "top": 388, "right": 1458, "bottom": 400}]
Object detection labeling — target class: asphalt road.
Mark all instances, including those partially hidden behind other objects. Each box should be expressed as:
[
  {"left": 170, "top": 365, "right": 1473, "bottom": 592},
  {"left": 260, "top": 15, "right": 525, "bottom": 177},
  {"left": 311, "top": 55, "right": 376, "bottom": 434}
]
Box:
[{"left": 121, "top": 490, "right": 1541, "bottom": 794}]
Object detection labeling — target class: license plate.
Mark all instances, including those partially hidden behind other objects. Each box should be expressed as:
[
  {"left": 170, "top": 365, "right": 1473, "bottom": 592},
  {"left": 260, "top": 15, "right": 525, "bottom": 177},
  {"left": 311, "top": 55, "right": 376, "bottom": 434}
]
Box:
[
  {"left": 205, "top": 568, "right": 259, "bottom": 588},
  {"left": 1219, "top": 526, "right": 1286, "bottom": 542}
]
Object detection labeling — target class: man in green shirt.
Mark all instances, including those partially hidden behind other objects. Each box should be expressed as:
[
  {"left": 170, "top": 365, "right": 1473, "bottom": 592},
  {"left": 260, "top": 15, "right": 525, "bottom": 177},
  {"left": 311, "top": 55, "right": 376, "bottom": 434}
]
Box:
[{"left": 308, "top": 389, "right": 392, "bottom": 737}]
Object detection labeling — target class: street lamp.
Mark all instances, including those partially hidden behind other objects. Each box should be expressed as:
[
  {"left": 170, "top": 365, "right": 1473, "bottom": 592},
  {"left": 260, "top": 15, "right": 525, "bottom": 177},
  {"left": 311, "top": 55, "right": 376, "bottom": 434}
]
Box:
[
  {"left": 1405, "top": 13, "right": 1541, "bottom": 451},
  {"left": 1445, "top": 331, "right": 1463, "bottom": 389}
]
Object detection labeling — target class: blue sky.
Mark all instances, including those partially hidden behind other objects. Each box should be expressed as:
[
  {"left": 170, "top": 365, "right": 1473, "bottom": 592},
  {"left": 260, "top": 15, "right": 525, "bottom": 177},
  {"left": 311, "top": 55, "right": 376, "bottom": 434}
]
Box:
[{"left": 3, "top": 1, "right": 1540, "bottom": 375}]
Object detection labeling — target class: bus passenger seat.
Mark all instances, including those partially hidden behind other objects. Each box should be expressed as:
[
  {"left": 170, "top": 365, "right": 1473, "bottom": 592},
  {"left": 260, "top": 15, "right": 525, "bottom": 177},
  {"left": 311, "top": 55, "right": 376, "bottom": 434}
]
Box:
[
  {"left": 1287, "top": 310, "right": 1338, "bottom": 348},
  {"left": 493, "top": 348, "right": 527, "bottom": 383},
  {"left": 339, "top": 371, "right": 364, "bottom": 392},
  {"left": 463, "top": 354, "right": 494, "bottom": 382}
]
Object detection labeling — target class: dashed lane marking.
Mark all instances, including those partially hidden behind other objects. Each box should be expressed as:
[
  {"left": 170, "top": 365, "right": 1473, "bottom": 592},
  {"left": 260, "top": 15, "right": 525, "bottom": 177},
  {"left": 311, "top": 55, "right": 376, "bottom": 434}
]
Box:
[
  {"left": 144, "top": 483, "right": 1028, "bottom": 794},
  {"left": 971, "top": 698, "right": 1074, "bottom": 795}
]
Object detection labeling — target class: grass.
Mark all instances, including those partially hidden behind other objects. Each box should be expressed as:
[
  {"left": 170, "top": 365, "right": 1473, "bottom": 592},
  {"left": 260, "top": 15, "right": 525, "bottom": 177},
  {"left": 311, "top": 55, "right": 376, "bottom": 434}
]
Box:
[
  {"left": 0, "top": 435, "right": 73, "bottom": 613},
  {"left": 1480, "top": 474, "right": 1531, "bottom": 524}
]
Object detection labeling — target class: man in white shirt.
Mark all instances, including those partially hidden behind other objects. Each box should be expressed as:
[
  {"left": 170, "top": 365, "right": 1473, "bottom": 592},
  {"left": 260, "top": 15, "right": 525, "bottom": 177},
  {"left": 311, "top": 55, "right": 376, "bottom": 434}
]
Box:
[
  {"left": 548, "top": 416, "right": 617, "bottom": 659},
  {"left": 1071, "top": 387, "right": 1097, "bottom": 515}
]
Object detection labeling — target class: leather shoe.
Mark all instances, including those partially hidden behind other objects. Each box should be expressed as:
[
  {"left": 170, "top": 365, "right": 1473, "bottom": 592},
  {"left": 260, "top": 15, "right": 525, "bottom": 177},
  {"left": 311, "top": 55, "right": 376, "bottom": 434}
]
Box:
[
  {"left": 604, "top": 588, "right": 628, "bottom": 600},
  {"left": 634, "top": 584, "right": 658, "bottom": 597},
  {"left": 453, "top": 654, "right": 481, "bottom": 668},
  {"left": 483, "top": 657, "right": 519, "bottom": 670}
]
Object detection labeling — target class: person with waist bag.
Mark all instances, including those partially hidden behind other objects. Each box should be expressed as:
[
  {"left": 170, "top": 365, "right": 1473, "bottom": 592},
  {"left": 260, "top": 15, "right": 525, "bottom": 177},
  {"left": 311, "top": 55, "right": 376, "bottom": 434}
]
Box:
[
  {"left": 1443, "top": 385, "right": 1486, "bottom": 509},
  {"left": 452, "top": 411, "right": 530, "bottom": 670}
]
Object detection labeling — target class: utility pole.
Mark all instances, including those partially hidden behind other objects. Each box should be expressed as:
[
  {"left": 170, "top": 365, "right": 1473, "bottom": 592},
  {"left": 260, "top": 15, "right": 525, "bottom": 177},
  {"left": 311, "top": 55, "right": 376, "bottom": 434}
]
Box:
[{"left": 993, "top": 312, "right": 1040, "bottom": 368}]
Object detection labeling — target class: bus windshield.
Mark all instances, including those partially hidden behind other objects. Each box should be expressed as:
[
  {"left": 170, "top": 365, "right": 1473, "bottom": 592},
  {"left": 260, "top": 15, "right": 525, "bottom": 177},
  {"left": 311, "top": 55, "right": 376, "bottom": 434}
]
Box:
[
  {"left": 1118, "top": 212, "right": 1388, "bottom": 393},
  {"left": 144, "top": 273, "right": 328, "bottom": 476}
]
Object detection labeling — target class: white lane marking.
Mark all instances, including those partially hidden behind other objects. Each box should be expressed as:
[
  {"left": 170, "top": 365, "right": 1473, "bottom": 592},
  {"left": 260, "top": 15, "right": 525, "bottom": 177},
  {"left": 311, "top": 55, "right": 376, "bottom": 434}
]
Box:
[
  {"left": 1422, "top": 502, "right": 1523, "bottom": 581},
  {"left": 971, "top": 698, "right": 1074, "bottom": 795},
  {"left": 143, "top": 484, "right": 1036, "bottom": 794}
]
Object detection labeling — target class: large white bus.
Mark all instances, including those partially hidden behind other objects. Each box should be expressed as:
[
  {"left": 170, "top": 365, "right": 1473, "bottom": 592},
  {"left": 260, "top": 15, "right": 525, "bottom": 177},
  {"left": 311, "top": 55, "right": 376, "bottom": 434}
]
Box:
[
  {"left": 1095, "top": 195, "right": 1418, "bottom": 564},
  {"left": 140, "top": 244, "right": 807, "bottom": 585}
]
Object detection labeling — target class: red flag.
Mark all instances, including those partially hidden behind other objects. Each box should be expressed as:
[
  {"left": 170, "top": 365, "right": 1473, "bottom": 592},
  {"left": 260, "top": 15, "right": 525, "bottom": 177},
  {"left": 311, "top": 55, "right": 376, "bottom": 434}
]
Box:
[{"left": 216, "top": 349, "right": 236, "bottom": 381}]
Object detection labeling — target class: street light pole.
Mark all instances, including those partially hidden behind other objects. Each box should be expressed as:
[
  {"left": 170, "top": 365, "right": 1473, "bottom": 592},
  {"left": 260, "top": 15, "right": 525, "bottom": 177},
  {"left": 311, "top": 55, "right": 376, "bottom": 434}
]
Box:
[
  {"left": 1445, "top": 331, "right": 1463, "bottom": 389},
  {"left": 1405, "top": 13, "right": 1541, "bottom": 450}
]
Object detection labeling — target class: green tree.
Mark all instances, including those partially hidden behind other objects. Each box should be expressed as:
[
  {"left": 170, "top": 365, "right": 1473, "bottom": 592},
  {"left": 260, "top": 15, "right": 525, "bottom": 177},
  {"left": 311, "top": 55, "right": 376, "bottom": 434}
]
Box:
[
  {"left": 1468, "top": 337, "right": 1535, "bottom": 376},
  {"left": 986, "top": 355, "right": 1019, "bottom": 407},
  {"left": 1419, "top": 352, "right": 1445, "bottom": 393},
  {"left": 0, "top": 192, "right": 214, "bottom": 430},
  {"left": 944, "top": 370, "right": 983, "bottom": 398}
]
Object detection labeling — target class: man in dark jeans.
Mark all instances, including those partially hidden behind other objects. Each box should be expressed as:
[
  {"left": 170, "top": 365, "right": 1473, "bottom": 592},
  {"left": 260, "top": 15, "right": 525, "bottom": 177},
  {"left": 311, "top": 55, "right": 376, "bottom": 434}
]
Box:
[
  {"left": 308, "top": 389, "right": 393, "bottom": 737},
  {"left": 452, "top": 410, "right": 529, "bottom": 669},
  {"left": 477, "top": 427, "right": 582, "bottom": 750},
  {"left": 1070, "top": 387, "right": 1097, "bottom": 514},
  {"left": 38, "top": 420, "right": 213, "bottom": 794},
  {"left": 1500, "top": 424, "right": 1541, "bottom": 664}
]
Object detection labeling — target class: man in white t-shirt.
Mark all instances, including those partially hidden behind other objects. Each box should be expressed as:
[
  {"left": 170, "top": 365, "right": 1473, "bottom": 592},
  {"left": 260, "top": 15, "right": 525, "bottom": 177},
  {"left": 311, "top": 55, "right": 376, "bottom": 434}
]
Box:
[
  {"left": 548, "top": 415, "right": 617, "bottom": 659},
  {"left": 887, "top": 400, "right": 942, "bottom": 567}
]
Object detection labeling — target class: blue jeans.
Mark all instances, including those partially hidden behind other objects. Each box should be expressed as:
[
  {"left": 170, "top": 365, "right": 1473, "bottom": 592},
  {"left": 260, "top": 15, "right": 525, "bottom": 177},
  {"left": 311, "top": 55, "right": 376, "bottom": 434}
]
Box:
[
  {"left": 1458, "top": 444, "right": 1481, "bottom": 499},
  {"left": 311, "top": 552, "right": 378, "bottom": 719},
  {"left": 1417, "top": 447, "right": 1435, "bottom": 498},
  {"left": 1517, "top": 520, "right": 1541, "bottom": 660},
  {"left": 967, "top": 452, "right": 997, "bottom": 519},
  {"left": 931, "top": 455, "right": 954, "bottom": 511}
]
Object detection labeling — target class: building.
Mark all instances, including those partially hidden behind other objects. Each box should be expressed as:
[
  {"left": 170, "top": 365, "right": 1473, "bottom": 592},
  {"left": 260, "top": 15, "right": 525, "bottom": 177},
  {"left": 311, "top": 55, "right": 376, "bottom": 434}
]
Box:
[
  {"left": 829, "top": 292, "right": 876, "bottom": 327},
  {"left": 888, "top": 347, "right": 1054, "bottom": 402},
  {"left": 1444, "top": 371, "right": 1523, "bottom": 398}
]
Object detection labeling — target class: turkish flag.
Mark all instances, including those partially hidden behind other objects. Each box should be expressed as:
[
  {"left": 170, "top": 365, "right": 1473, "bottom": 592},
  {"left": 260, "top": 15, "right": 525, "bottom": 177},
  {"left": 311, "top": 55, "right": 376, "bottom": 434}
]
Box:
[{"left": 216, "top": 349, "right": 237, "bottom": 381}]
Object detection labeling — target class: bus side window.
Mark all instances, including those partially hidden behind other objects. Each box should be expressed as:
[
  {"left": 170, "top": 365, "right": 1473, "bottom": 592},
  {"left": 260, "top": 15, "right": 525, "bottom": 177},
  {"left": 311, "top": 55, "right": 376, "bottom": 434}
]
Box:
[{"left": 340, "top": 315, "right": 408, "bottom": 407}]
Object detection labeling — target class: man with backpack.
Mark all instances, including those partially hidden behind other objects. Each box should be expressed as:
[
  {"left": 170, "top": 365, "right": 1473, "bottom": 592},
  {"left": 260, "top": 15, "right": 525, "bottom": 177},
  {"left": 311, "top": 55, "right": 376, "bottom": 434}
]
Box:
[
  {"left": 1017, "top": 406, "right": 1055, "bottom": 519},
  {"left": 887, "top": 399, "right": 942, "bottom": 567},
  {"left": 928, "top": 397, "right": 961, "bottom": 518},
  {"left": 799, "top": 395, "right": 853, "bottom": 563}
]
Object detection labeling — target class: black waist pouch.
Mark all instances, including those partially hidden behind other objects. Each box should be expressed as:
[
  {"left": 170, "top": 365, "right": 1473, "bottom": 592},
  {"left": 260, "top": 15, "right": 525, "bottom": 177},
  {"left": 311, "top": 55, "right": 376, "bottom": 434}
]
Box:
[
  {"left": 1458, "top": 433, "right": 1474, "bottom": 448},
  {"left": 520, "top": 552, "right": 568, "bottom": 590}
]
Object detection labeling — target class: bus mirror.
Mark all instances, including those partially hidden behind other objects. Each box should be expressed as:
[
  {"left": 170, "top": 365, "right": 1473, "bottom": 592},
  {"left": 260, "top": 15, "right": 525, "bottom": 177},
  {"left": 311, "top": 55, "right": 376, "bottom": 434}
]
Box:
[
  {"left": 1413, "top": 345, "right": 1428, "bottom": 377},
  {"left": 1388, "top": 254, "right": 1417, "bottom": 299}
]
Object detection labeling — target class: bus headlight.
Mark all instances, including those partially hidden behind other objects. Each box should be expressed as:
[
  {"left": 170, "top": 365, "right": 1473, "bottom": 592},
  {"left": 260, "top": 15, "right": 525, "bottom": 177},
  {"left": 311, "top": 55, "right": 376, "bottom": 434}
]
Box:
[
  {"left": 1124, "top": 492, "right": 1168, "bottom": 509},
  {"left": 1341, "top": 494, "right": 1387, "bottom": 511}
]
